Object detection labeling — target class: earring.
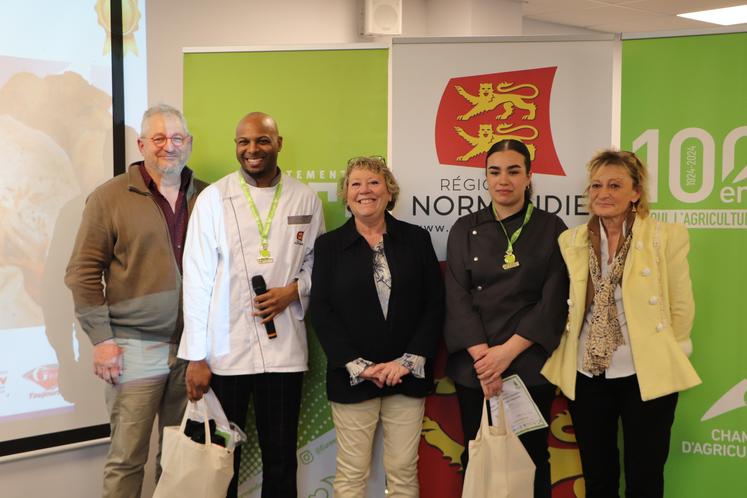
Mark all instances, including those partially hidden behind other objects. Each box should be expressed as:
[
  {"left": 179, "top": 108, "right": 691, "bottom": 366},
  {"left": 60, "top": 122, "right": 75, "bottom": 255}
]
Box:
[{"left": 631, "top": 202, "right": 637, "bottom": 214}]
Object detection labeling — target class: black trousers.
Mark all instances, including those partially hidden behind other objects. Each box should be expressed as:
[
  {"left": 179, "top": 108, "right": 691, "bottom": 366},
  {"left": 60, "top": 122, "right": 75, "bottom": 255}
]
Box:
[
  {"left": 568, "top": 373, "right": 678, "bottom": 498},
  {"left": 456, "top": 381, "right": 556, "bottom": 498},
  {"left": 210, "top": 372, "right": 304, "bottom": 498}
]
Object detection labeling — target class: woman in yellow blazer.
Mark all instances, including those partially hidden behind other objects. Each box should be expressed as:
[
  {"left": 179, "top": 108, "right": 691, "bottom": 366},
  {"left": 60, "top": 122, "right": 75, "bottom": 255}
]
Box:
[{"left": 541, "top": 150, "right": 700, "bottom": 498}]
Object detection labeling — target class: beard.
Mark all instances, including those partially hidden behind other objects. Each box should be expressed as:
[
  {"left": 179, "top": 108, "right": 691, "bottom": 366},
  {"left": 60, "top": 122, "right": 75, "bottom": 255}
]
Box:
[
  {"left": 157, "top": 162, "right": 184, "bottom": 177},
  {"left": 152, "top": 154, "right": 187, "bottom": 178}
]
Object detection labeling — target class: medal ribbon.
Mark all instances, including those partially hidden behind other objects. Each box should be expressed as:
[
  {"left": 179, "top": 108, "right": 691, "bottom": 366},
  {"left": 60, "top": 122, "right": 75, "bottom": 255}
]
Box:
[
  {"left": 237, "top": 171, "right": 283, "bottom": 257},
  {"left": 492, "top": 202, "right": 534, "bottom": 263}
]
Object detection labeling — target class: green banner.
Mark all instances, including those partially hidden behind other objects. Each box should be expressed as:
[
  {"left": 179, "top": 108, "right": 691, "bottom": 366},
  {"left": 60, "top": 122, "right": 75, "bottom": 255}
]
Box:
[
  {"left": 622, "top": 32, "right": 747, "bottom": 498},
  {"left": 184, "top": 47, "right": 388, "bottom": 497}
]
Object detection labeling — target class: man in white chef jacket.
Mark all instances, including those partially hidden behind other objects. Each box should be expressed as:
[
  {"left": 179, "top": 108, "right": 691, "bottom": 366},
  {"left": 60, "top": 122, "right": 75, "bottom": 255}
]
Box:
[{"left": 178, "top": 112, "right": 324, "bottom": 498}]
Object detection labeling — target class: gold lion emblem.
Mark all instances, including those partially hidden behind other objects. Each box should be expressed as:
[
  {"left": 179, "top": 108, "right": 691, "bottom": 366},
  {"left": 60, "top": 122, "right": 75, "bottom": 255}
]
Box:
[
  {"left": 549, "top": 408, "right": 585, "bottom": 497},
  {"left": 455, "top": 82, "right": 539, "bottom": 121},
  {"left": 454, "top": 123, "right": 538, "bottom": 161},
  {"left": 421, "top": 416, "right": 464, "bottom": 470}
]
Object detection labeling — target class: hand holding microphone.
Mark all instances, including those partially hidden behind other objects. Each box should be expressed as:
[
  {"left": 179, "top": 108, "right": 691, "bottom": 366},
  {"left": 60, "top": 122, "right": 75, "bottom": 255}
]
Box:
[{"left": 251, "top": 275, "right": 278, "bottom": 339}]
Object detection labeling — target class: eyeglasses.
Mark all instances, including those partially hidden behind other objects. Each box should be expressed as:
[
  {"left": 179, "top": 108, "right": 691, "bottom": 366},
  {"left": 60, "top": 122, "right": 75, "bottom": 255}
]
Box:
[{"left": 145, "top": 134, "right": 191, "bottom": 147}]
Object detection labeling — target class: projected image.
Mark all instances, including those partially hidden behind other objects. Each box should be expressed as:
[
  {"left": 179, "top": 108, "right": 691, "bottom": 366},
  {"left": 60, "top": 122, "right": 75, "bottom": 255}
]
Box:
[
  {"left": 0, "top": 71, "right": 110, "bottom": 420},
  {"left": 0, "top": 0, "right": 147, "bottom": 449}
]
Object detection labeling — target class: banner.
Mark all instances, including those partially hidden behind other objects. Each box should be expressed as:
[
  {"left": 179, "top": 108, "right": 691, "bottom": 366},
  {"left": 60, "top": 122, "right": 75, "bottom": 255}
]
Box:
[
  {"left": 183, "top": 46, "right": 388, "bottom": 497},
  {"left": 392, "top": 35, "right": 618, "bottom": 497},
  {"left": 622, "top": 32, "right": 747, "bottom": 498}
]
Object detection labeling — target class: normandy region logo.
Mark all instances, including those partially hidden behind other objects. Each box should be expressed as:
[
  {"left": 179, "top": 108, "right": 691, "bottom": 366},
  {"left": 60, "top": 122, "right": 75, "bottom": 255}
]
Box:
[{"left": 434, "top": 67, "right": 564, "bottom": 176}]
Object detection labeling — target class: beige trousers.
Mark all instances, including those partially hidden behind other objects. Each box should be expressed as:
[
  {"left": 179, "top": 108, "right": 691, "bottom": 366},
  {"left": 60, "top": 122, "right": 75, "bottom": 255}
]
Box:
[
  {"left": 331, "top": 395, "right": 425, "bottom": 498},
  {"left": 102, "top": 359, "right": 186, "bottom": 498}
]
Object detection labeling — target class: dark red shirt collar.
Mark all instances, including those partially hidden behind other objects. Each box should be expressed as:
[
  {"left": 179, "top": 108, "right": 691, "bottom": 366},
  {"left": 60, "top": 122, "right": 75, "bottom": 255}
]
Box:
[
  {"left": 138, "top": 163, "right": 192, "bottom": 273},
  {"left": 139, "top": 163, "right": 193, "bottom": 194}
]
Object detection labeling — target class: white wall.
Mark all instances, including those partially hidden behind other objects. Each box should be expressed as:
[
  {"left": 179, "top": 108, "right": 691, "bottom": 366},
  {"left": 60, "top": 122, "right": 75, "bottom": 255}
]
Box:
[
  {"left": 523, "top": 17, "right": 603, "bottom": 35},
  {"left": 0, "top": 2, "right": 595, "bottom": 497},
  {"left": 2, "top": 442, "right": 108, "bottom": 498},
  {"left": 1, "top": 430, "right": 160, "bottom": 498},
  {"left": 145, "top": 0, "right": 594, "bottom": 109},
  {"left": 148, "top": 0, "right": 364, "bottom": 109}
]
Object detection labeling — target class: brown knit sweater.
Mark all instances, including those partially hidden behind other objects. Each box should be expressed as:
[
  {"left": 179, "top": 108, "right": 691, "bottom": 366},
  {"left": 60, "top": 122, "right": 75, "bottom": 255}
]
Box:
[{"left": 65, "top": 163, "right": 207, "bottom": 344}]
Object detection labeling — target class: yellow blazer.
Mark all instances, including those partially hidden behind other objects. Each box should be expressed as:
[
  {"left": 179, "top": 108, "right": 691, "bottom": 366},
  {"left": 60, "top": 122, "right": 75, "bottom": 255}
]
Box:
[{"left": 541, "top": 216, "right": 701, "bottom": 401}]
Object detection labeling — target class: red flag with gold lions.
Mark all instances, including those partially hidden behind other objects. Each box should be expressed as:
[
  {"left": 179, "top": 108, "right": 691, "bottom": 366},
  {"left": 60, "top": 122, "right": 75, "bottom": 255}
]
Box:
[
  {"left": 434, "top": 67, "right": 564, "bottom": 176},
  {"left": 417, "top": 340, "right": 464, "bottom": 498}
]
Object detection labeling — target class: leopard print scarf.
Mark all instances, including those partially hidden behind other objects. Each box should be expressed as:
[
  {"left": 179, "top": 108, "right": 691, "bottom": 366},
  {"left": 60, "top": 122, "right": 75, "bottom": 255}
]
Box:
[{"left": 582, "top": 228, "right": 633, "bottom": 375}]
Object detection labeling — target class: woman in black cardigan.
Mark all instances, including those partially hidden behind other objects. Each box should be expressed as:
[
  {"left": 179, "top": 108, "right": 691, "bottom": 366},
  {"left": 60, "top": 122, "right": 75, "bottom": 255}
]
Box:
[{"left": 310, "top": 156, "right": 443, "bottom": 498}]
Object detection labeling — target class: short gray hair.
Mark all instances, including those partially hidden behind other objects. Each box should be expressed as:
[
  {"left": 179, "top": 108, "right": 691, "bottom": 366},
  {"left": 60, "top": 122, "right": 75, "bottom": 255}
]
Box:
[{"left": 140, "top": 103, "right": 189, "bottom": 136}]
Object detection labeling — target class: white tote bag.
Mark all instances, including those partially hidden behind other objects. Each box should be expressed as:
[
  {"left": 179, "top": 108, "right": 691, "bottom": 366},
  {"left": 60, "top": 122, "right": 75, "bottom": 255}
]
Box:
[
  {"left": 461, "top": 398, "right": 535, "bottom": 498},
  {"left": 153, "top": 393, "right": 234, "bottom": 498}
]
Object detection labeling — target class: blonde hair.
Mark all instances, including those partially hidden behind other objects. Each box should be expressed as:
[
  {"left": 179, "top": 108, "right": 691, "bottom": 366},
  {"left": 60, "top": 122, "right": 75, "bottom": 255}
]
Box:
[
  {"left": 587, "top": 149, "right": 650, "bottom": 217},
  {"left": 339, "top": 156, "right": 400, "bottom": 211}
]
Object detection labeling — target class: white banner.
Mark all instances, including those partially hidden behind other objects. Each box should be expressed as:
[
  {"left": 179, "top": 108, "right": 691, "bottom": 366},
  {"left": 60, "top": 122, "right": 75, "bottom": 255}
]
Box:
[
  {"left": 390, "top": 35, "right": 619, "bottom": 497},
  {"left": 391, "top": 35, "right": 619, "bottom": 259}
]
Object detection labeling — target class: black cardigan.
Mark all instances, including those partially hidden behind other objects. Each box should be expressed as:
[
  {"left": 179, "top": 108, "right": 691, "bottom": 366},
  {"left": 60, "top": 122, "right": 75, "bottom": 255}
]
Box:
[{"left": 310, "top": 213, "right": 444, "bottom": 403}]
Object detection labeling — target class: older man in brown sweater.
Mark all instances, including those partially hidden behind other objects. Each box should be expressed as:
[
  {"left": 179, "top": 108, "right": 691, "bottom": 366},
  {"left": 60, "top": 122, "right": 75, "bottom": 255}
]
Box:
[{"left": 65, "top": 104, "right": 207, "bottom": 498}]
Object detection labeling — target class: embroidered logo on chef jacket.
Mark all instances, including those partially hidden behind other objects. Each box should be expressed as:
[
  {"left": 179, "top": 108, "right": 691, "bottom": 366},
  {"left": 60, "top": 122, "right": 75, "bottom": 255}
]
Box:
[{"left": 288, "top": 215, "right": 311, "bottom": 245}]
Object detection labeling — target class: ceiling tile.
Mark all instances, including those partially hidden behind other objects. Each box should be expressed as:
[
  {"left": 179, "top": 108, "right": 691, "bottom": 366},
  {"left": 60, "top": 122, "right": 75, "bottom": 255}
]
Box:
[
  {"left": 592, "top": 0, "right": 649, "bottom": 4},
  {"left": 528, "top": 5, "right": 655, "bottom": 26},
  {"left": 522, "top": 0, "right": 747, "bottom": 31},
  {"left": 521, "top": 0, "right": 600, "bottom": 16},
  {"left": 590, "top": 13, "right": 718, "bottom": 31},
  {"left": 604, "top": 0, "right": 747, "bottom": 16}
]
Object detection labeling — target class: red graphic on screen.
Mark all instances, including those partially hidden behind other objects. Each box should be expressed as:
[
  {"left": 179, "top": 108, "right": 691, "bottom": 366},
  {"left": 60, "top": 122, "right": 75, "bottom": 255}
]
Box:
[
  {"left": 435, "top": 67, "right": 564, "bottom": 176},
  {"left": 23, "top": 364, "right": 59, "bottom": 391}
]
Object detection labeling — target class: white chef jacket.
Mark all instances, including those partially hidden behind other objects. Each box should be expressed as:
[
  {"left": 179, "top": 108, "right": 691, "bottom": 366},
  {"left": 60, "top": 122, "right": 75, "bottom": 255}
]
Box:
[{"left": 178, "top": 170, "right": 324, "bottom": 375}]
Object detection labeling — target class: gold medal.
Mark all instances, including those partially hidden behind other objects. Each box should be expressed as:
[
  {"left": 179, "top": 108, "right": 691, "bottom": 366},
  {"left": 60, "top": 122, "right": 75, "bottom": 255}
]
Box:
[
  {"left": 258, "top": 245, "right": 273, "bottom": 264},
  {"left": 502, "top": 250, "right": 520, "bottom": 270},
  {"left": 493, "top": 203, "right": 533, "bottom": 271},
  {"left": 238, "top": 173, "right": 283, "bottom": 266}
]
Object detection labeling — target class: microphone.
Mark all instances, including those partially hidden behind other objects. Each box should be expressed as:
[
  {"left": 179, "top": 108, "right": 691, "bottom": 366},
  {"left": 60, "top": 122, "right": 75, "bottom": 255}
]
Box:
[{"left": 251, "top": 275, "right": 277, "bottom": 339}]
